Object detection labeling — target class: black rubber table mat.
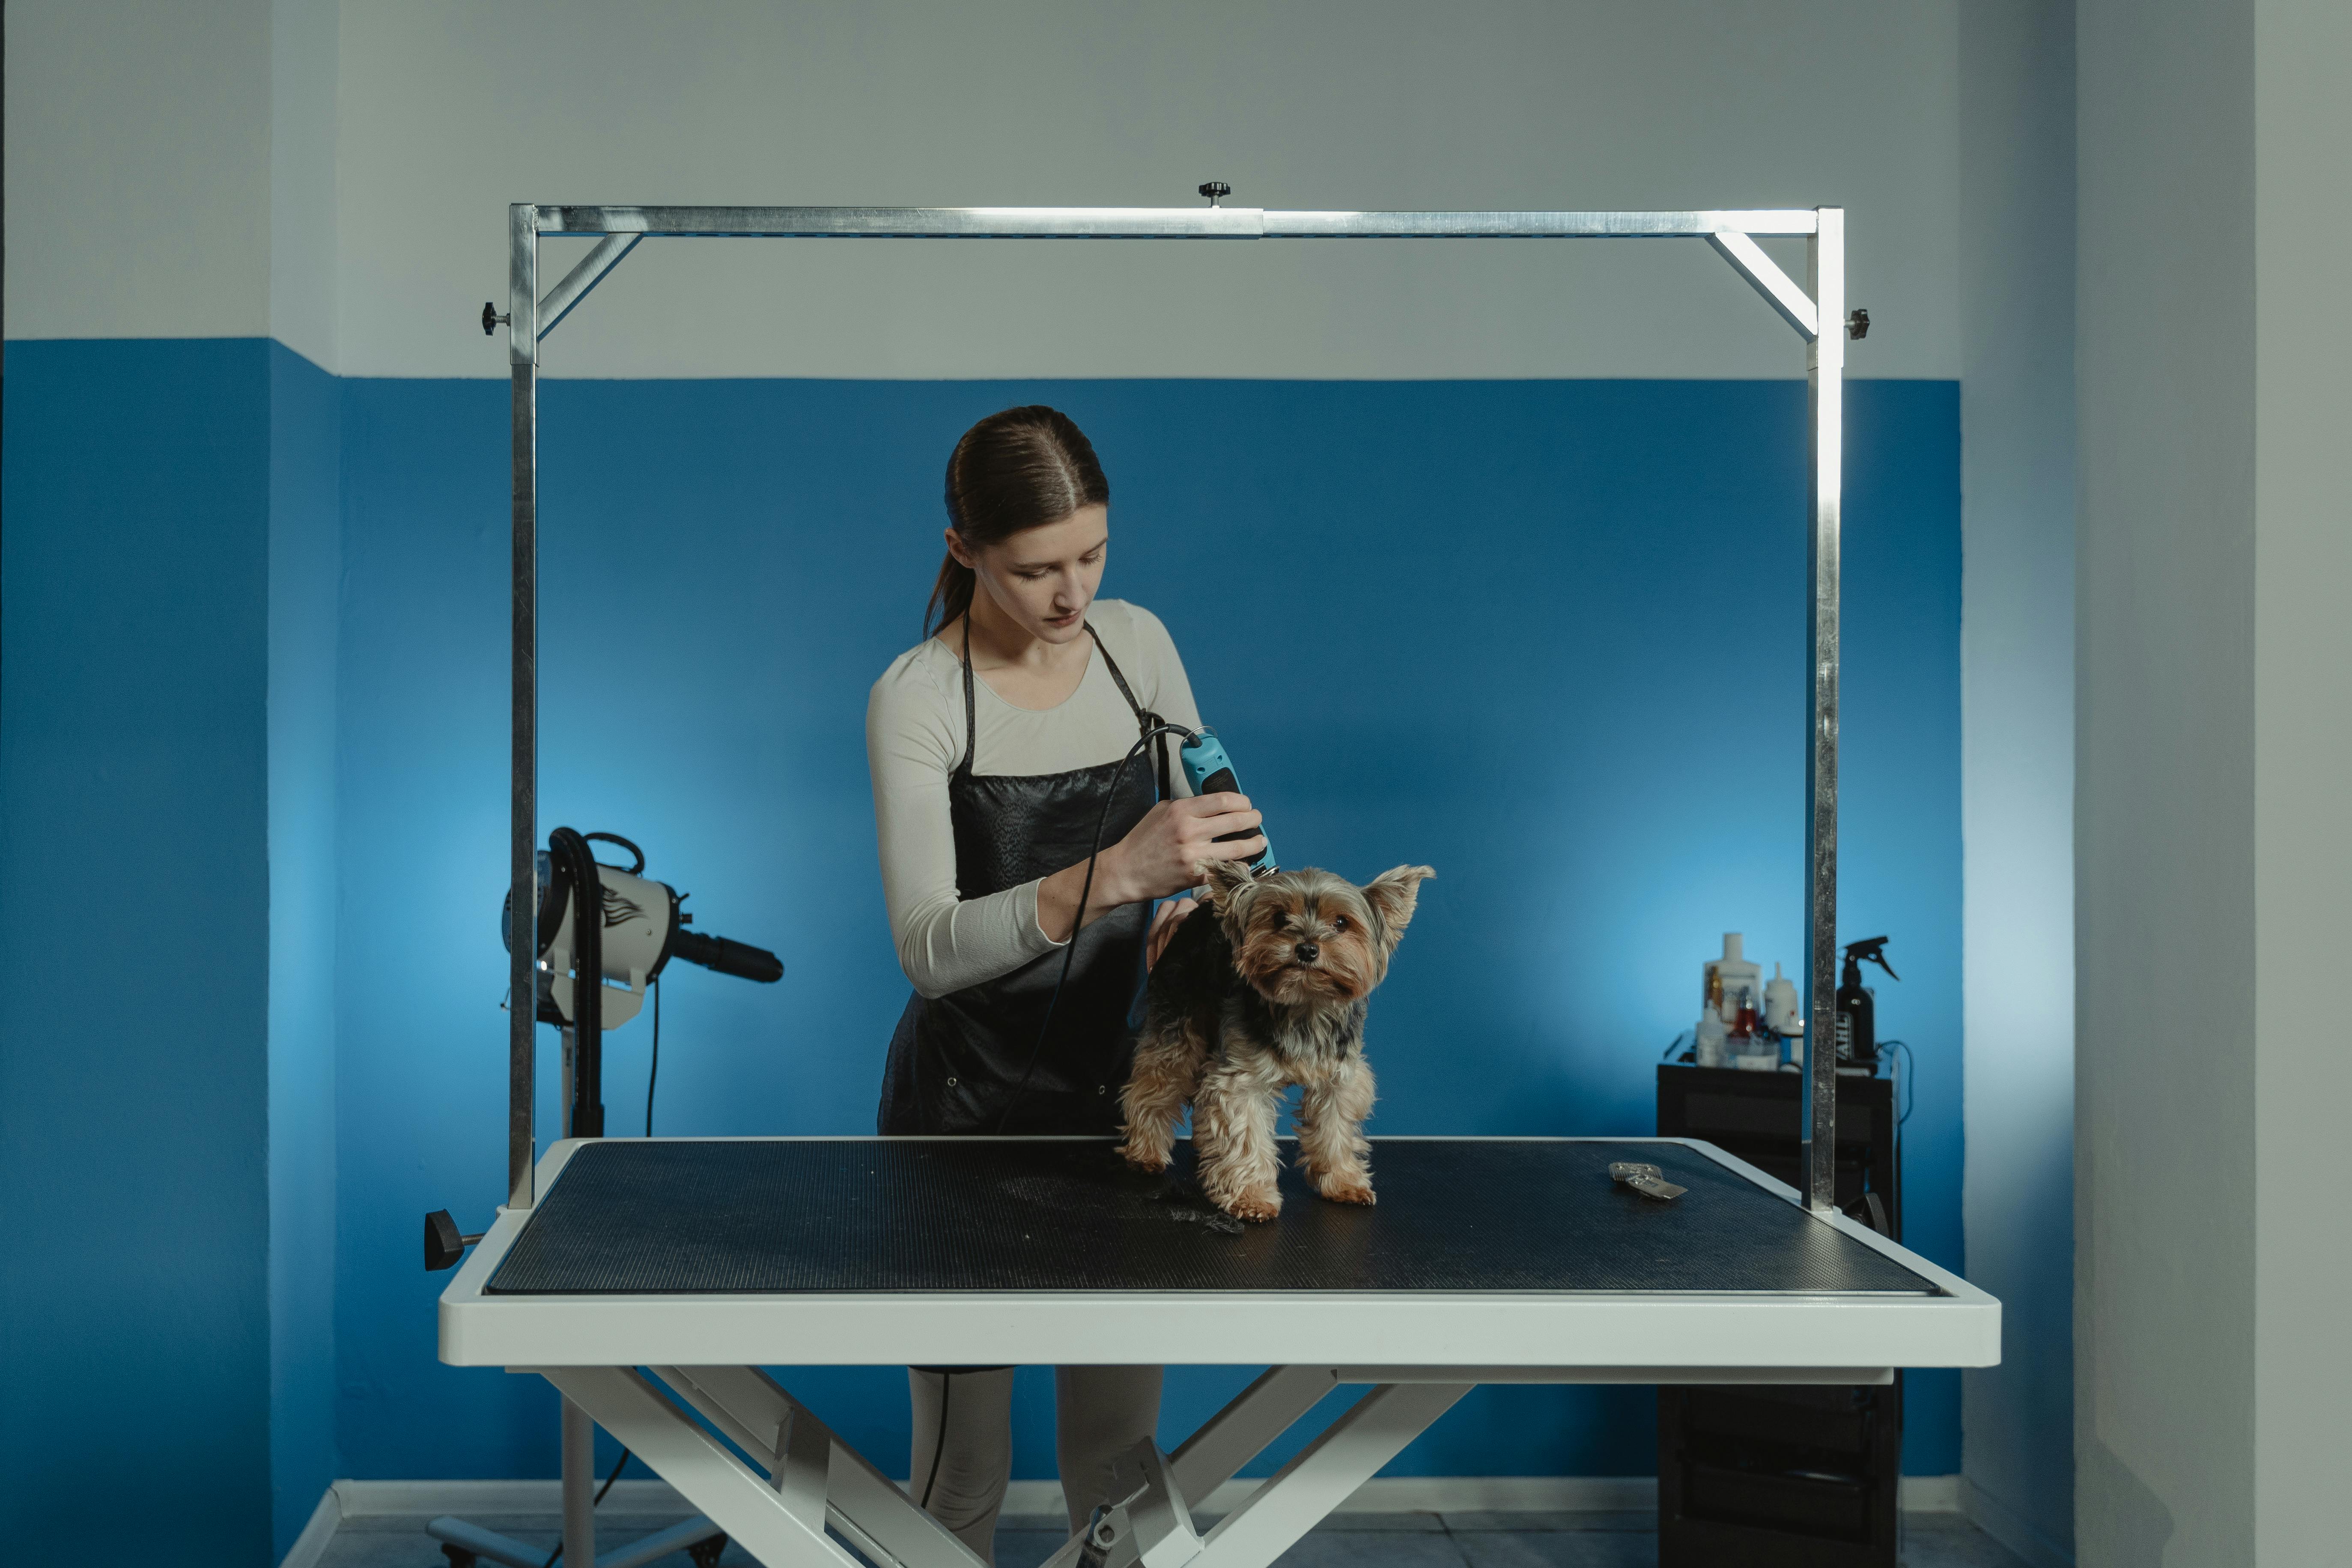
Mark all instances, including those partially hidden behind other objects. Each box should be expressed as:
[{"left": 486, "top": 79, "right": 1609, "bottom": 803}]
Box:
[{"left": 485, "top": 1139, "right": 1938, "bottom": 1296}]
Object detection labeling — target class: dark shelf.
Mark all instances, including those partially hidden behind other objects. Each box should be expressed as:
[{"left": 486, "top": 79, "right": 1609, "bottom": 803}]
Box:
[{"left": 1656, "top": 1064, "right": 1905, "bottom": 1568}]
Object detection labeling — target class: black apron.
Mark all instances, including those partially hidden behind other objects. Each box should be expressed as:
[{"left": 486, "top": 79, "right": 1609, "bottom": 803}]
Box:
[{"left": 879, "top": 623, "right": 1172, "bottom": 1136}]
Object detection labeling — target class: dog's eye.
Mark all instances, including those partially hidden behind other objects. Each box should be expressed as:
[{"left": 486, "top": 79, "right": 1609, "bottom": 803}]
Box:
[{"left": 1333, "top": 915, "right": 1350, "bottom": 932}]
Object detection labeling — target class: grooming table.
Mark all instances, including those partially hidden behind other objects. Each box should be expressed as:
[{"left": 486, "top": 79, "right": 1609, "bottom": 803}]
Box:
[{"left": 439, "top": 1136, "right": 1997, "bottom": 1568}]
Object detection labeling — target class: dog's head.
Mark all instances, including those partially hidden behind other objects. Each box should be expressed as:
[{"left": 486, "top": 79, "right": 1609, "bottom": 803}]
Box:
[{"left": 1199, "top": 860, "right": 1435, "bottom": 1008}]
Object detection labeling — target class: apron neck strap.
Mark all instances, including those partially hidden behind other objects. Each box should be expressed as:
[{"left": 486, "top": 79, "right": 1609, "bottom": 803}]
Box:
[
  {"left": 1085, "top": 623, "right": 1175, "bottom": 801},
  {"left": 1085, "top": 623, "right": 1149, "bottom": 728},
  {"left": 955, "top": 617, "right": 1163, "bottom": 787},
  {"left": 957, "top": 617, "right": 978, "bottom": 777}
]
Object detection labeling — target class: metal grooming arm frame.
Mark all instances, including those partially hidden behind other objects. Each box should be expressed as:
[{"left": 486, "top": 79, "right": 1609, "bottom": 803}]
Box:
[{"left": 500, "top": 203, "right": 1856, "bottom": 1217}]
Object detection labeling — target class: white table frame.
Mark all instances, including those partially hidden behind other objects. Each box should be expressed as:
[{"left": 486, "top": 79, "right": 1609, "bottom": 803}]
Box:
[{"left": 440, "top": 1136, "right": 1995, "bottom": 1568}]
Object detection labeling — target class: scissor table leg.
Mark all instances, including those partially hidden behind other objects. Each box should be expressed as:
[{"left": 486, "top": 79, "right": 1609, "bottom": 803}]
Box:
[
  {"left": 540, "top": 1365, "right": 1467, "bottom": 1568},
  {"left": 542, "top": 1369, "right": 859, "bottom": 1566},
  {"left": 1039, "top": 1370, "right": 1471, "bottom": 1568},
  {"left": 1189, "top": 1381, "right": 1469, "bottom": 1566},
  {"left": 1166, "top": 1364, "right": 1338, "bottom": 1509},
  {"left": 539, "top": 1366, "right": 988, "bottom": 1568}
]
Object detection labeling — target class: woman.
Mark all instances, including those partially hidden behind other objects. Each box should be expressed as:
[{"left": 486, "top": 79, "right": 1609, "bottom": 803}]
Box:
[{"left": 867, "top": 405, "right": 1264, "bottom": 1559}]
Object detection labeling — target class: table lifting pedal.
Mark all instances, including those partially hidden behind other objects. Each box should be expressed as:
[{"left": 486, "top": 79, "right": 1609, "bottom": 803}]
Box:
[{"left": 1074, "top": 1440, "right": 1200, "bottom": 1568}]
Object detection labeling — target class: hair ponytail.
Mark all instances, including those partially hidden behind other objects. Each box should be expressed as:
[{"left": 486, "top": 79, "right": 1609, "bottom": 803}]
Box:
[
  {"left": 924, "top": 405, "right": 1110, "bottom": 638},
  {"left": 926, "top": 553, "right": 977, "bottom": 639}
]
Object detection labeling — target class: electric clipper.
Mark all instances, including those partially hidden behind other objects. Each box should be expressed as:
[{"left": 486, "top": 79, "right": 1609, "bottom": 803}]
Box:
[{"left": 1178, "top": 727, "right": 1277, "bottom": 876}]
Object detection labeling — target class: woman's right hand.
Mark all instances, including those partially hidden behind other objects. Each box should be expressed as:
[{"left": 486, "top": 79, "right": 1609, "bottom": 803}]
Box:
[
  {"left": 1036, "top": 794, "right": 1263, "bottom": 943},
  {"left": 1105, "top": 794, "right": 1264, "bottom": 905}
]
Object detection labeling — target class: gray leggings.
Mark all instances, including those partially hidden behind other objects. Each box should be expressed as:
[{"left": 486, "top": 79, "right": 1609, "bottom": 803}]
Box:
[{"left": 907, "top": 1365, "right": 1163, "bottom": 1563}]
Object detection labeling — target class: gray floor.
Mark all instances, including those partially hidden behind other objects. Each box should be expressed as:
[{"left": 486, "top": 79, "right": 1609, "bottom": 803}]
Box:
[{"left": 323, "top": 1508, "right": 2033, "bottom": 1568}]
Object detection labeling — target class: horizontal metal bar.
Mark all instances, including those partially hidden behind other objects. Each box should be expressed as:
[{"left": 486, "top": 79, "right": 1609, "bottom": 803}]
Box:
[
  {"left": 1267, "top": 208, "right": 1819, "bottom": 238},
  {"left": 539, "top": 205, "right": 1266, "bottom": 238},
  {"left": 533, "top": 205, "right": 1820, "bottom": 240}
]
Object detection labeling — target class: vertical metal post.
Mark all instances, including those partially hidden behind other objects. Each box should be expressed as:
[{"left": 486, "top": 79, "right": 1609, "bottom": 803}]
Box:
[
  {"left": 1801, "top": 207, "right": 1845, "bottom": 1214},
  {"left": 561, "top": 1396, "right": 596, "bottom": 1567},
  {"left": 508, "top": 203, "right": 541, "bottom": 1211}
]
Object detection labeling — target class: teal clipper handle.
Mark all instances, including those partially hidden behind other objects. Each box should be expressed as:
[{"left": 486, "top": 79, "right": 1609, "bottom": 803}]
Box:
[{"left": 1178, "top": 727, "right": 1276, "bottom": 875}]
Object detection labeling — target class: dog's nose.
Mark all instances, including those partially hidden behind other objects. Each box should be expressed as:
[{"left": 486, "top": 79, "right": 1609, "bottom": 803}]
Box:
[{"left": 1293, "top": 941, "right": 1320, "bottom": 964}]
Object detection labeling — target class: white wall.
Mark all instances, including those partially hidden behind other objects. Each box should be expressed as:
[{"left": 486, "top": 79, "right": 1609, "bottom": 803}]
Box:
[
  {"left": 271, "top": 0, "right": 342, "bottom": 365},
  {"left": 2076, "top": 0, "right": 2352, "bottom": 1561},
  {"left": 2249, "top": 0, "right": 2352, "bottom": 1556},
  {"left": 2076, "top": 0, "right": 2256, "bottom": 1553},
  {"left": 4, "top": 0, "right": 274, "bottom": 341},
  {"left": 1, "top": 0, "right": 339, "bottom": 366},
  {"left": 13, "top": 0, "right": 1963, "bottom": 382},
  {"left": 1956, "top": 3, "right": 2074, "bottom": 1565}
]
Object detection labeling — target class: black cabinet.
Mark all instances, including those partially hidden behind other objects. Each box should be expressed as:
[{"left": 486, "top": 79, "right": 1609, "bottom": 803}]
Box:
[{"left": 1654, "top": 1064, "right": 1904, "bottom": 1567}]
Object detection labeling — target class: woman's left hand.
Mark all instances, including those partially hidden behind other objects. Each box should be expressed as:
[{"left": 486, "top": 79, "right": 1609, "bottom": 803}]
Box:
[{"left": 1146, "top": 894, "right": 1201, "bottom": 970}]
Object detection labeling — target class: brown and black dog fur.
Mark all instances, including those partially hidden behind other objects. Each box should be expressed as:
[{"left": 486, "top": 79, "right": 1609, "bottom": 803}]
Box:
[{"left": 1117, "top": 859, "right": 1434, "bottom": 1222}]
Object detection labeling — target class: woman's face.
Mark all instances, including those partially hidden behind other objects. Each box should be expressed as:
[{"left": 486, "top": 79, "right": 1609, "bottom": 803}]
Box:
[{"left": 949, "top": 504, "right": 1109, "bottom": 646}]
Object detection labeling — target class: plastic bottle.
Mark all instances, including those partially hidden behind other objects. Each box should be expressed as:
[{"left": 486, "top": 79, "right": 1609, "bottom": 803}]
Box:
[
  {"left": 1708, "top": 934, "right": 1761, "bottom": 1024},
  {"left": 1727, "top": 976, "right": 1777, "bottom": 1069},
  {"left": 1693, "top": 1005, "right": 1729, "bottom": 1068},
  {"left": 1834, "top": 936, "right": 1899, "bottom": 1066},
  {"left": 1763, "top": 963, "right": 1801, "bottom": 1035}
]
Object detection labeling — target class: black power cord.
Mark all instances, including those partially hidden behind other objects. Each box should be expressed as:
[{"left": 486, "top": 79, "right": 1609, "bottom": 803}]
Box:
[
  {"left": 990, "top": 722, "right": 1199, "bottom": 1135},
  {"left": 547, "top": 828, "right": 606, "bottom": 1137},
  {"left": 1884, "top": 1038, "right": 1915, "bottom": 1127},
  {"left": 645, "top": 977, "right": 660, "bottom": 1137}
]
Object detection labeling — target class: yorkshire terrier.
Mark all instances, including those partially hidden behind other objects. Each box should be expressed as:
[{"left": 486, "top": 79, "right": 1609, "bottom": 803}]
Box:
[{"left": 1117, "top": 859, "right": 1435, "bottom": 1222}]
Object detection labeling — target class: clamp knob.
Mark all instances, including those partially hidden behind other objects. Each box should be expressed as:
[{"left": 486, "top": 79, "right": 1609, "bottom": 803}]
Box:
[
  {"left": 1846, "top": 307, "right": 1870, "bottom": 340},
  {"left": 481, "top": 301, "right": 511, "bottom": 337},
  {"left": 1198, "top": 181, "right": 1231, "bottom": 207},
  {"left": 425, "top": 1208, "right": 486, "bottom": 1271}
]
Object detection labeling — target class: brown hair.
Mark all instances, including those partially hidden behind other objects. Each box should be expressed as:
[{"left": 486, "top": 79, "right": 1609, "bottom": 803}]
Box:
[{"left": 925, "top": 405, "right": 1111, "bottom": 638}]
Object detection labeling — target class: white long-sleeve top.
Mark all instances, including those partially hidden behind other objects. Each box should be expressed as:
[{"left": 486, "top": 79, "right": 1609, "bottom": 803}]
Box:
[{"left": 866, "top": 599, "right": 1202, "bottom": 999}]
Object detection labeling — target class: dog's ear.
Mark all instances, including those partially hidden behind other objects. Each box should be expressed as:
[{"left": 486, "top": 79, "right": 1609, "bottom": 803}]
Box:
[
  {"left": 1361, "top": 865, "right": 1434, "bottom": 950},
  {"left": 1201, "top": 856, "right": 1259, "bottom": 917}
]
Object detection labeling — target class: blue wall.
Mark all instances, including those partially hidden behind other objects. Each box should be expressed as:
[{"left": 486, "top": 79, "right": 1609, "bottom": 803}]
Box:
[
  {"left": 267, "top": 344, "right": 345, "bottom": 1554},
  {"left": 1, "top": 340, "right": 347, "bottom": 1565},
  {"left": 0, "top": 351, "right": 1961, "bottom": 1545},
  {"left": 1, "top": 340, "right": 277, "bottom": 1563},
  {"left": 331, "top": 376, "right": 1961, "bottom": 1481}
]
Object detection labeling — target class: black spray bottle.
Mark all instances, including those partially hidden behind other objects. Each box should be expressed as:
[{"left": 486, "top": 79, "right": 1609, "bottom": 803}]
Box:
[{"left": 1834, "top": 936, "right": 1899, "bottom": 1068}]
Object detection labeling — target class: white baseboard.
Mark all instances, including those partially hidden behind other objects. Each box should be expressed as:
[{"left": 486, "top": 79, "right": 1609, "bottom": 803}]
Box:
[
  {"left": 279, "top": 1486, "right": 343, "bottom": 1568},
  {"left": 1006, "top": 1476, "right": 1664, "bottom": 1515},
  {"left": 1902, "top": 1474, "right": 1962, "bottom": 1512},
  {"left": 1960, "top": 1475, "right": 2075, "bottom": 1568},
  {"left": 323, "top": 1471, "right": 1966, "bottom": 1523},
  {"left": 335, "top": 1478, "right": 702, "bottom": 1518}
]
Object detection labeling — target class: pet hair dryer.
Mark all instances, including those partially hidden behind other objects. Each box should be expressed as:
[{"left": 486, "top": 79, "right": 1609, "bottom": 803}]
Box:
[
  {"left": 432, "top": 829, "right": 782, "bottom": 1270},
  {"left": 501, "top": 829, "right": 781, "bottom": 1032},
  {"left": 499, "top": 828, "right": 781, "bottom": 1139},
  {"left": 1178, "top": 727, "right": 1277, "bottom": 876}
]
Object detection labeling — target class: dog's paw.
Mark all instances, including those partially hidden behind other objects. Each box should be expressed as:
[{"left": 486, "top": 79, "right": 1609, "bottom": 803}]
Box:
[
  {"left": 1223, "top": 1188, "right": 1282, "bottom": 1224},
  {"left": 1117, "top": 1140, "right": 1171, "bottom": 1173},
  {"left": 1319, "top": 1182, "right": 1377, "bottom": 1207}
]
